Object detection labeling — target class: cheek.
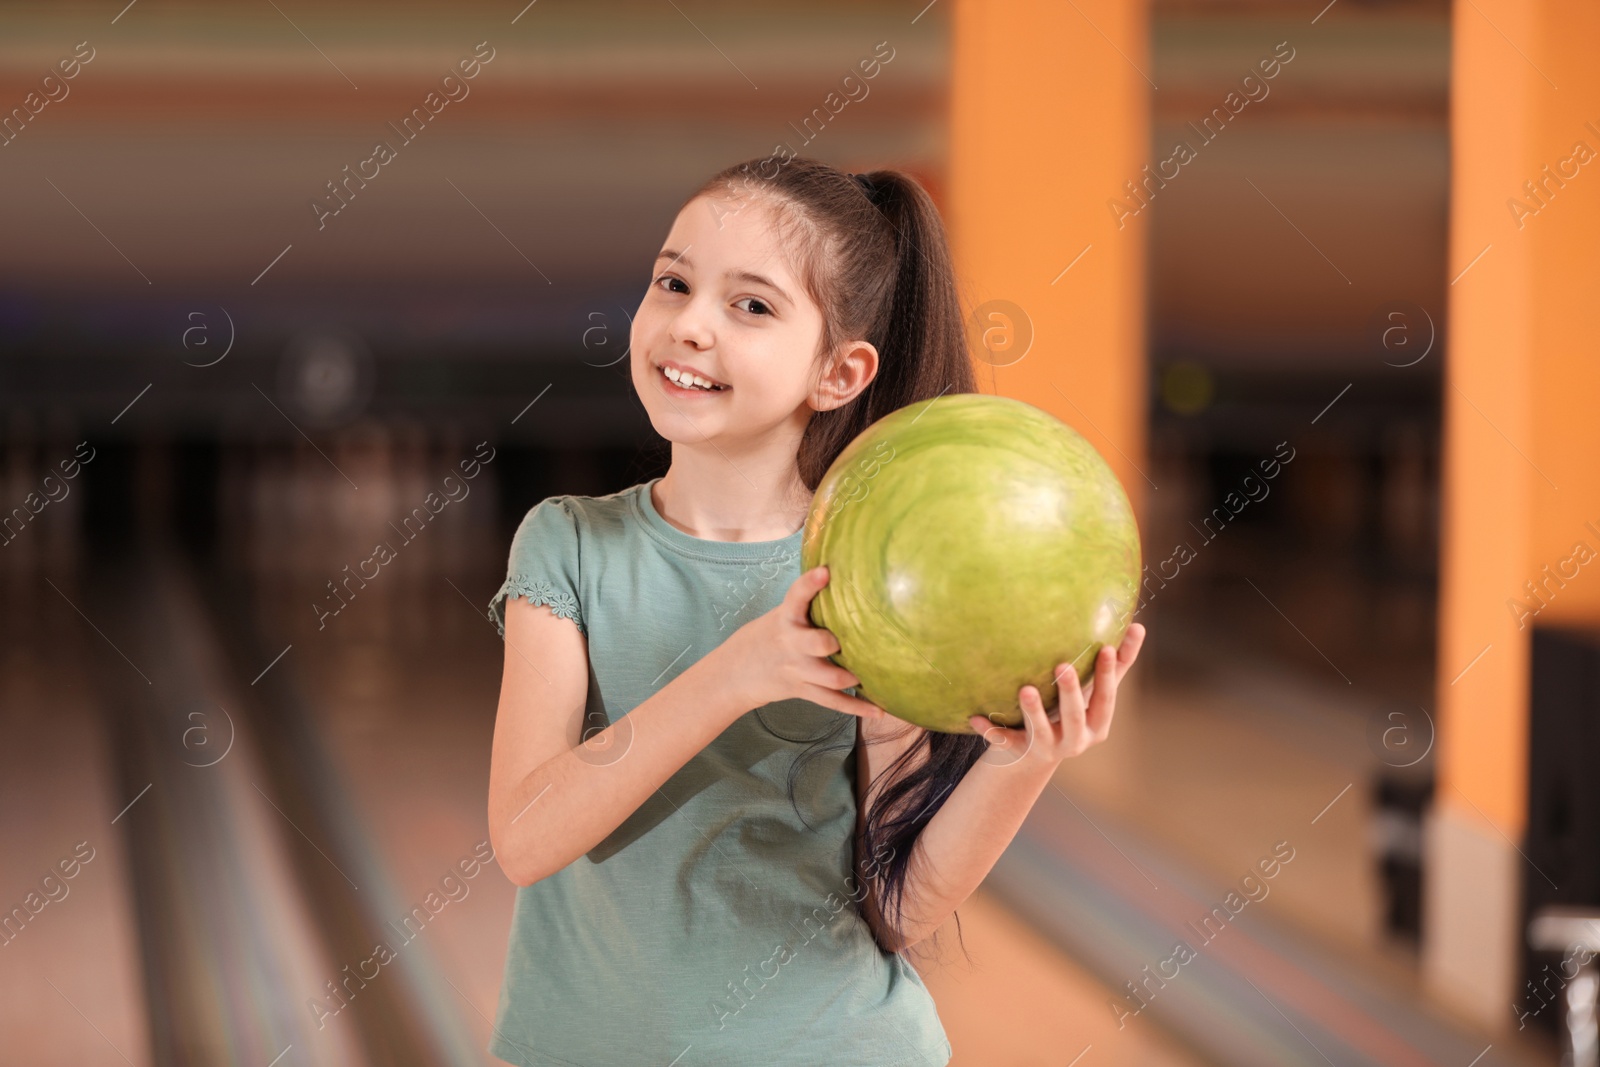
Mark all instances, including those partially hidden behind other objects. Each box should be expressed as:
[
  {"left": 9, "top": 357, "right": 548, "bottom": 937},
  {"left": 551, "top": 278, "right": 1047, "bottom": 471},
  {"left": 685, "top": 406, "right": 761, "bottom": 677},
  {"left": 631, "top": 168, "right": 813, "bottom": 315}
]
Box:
[
  {"left": 629, "top": 317, "right": 654, "bottom": 376},
  {"left": 631, "top": 302, "right": 667, "bottom": 357}
]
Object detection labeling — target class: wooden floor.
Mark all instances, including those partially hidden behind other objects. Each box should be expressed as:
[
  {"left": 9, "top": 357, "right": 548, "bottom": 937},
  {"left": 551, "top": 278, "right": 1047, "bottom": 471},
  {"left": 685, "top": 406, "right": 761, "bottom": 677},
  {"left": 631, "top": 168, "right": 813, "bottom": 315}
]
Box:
[{"left": 917, "top": 888, "right": 1208, "bottom": 1067}]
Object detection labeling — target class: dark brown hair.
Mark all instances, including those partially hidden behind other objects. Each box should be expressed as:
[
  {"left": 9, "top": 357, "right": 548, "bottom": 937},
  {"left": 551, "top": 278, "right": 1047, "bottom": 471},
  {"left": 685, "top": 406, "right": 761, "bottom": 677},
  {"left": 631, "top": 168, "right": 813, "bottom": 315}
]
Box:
[{"left": 685, "top": 156, "right": 989, "bottom": 962}]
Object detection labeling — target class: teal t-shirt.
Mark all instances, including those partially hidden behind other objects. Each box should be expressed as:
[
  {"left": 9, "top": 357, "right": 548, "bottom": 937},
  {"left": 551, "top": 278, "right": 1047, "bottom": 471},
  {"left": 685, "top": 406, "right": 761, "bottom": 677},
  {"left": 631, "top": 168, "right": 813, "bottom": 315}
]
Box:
[{"left": 484, "top": 477, "right": 952, "bottom": 1067}]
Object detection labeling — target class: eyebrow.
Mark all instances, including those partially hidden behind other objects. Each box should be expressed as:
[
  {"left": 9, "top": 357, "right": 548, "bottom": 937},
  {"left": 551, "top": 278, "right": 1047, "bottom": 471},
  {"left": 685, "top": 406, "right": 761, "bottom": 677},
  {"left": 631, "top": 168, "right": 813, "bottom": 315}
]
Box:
[{"left": 655, "top": 249, "right": 792, "bottom": 307}]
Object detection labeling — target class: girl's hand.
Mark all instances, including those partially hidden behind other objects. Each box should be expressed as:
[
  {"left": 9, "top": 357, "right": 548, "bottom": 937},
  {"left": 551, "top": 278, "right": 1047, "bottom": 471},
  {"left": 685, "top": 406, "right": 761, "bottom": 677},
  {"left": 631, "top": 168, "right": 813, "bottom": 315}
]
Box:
[
  {"left": 967, "top": 624, "right": 1146, "bottom": 765},
  {"left": 712, "top": 565, "right": 889, "bottom": 720}
]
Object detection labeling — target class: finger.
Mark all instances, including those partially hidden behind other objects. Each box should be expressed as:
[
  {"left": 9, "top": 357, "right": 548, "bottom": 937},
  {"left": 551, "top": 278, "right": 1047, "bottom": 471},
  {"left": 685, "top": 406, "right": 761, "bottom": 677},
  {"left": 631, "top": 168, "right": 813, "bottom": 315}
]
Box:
[
  {"left": 803, "top": 683, "right": 887, "bottom": 719},
  {"left": 784, "top": 565, "right": 832, "bottom": 619},
  {"left": 805, "top": 627, "right": 844, "bottom": 659},
  {"left": 799, "top": 645, "right": 854, "bottom": 688},
  {"left": 1086, "top": 645, "right": 1120, "bottom": 737},
  {"left": 976, "top": 707, "right": 1025, "bottom": 730},
  {"left": 1055, "top": 661, "right": 1088, "bottom": 733},
  {"left": 814, "top": 663, "right": 859, "bottom": 691},
  {"left": 1017, "top": 683, "right": 1050, "bottom": 739},
  {"left": 1115, "top": 624, "right": 1146, "bottom": 674},
  {"left": 974, "top": 709, "right": 1021, "bottom": 746}
]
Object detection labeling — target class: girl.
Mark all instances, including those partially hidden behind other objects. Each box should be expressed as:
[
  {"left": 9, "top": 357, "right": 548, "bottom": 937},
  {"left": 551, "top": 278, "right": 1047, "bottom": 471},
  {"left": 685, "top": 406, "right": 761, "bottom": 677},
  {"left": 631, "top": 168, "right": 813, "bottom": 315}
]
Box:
[{"left": 485, "top": 156, "right": 1146, "bottom": 1067}]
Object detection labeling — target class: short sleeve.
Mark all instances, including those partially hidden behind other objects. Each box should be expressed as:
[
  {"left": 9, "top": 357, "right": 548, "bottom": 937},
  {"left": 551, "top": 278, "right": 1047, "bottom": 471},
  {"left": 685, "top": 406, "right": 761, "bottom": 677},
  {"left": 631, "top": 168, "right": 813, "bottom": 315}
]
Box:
[{"left": 487, "top": 497, "right": 586, "bottom": 638}]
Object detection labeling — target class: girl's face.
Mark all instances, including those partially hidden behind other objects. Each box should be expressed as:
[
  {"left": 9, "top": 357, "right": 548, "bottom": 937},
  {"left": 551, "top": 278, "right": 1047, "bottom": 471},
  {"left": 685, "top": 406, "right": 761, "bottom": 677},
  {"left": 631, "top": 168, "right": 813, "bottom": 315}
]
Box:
[{"left": 631, "top": 194, "right": 853, "bottom": 451}]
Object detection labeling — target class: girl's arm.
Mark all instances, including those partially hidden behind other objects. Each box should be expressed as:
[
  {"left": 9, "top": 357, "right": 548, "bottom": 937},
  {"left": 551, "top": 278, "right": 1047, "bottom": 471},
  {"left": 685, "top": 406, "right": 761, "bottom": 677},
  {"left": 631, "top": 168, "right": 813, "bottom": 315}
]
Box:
[
  {"left": 855, "top": 625, "right": 1146, "bottom": 953},
  {"left": 488, "top": 598, "right": 753, "bottom": 886},
  {"left": 490, "top": 567, "right": 881, "bottom": 887}
]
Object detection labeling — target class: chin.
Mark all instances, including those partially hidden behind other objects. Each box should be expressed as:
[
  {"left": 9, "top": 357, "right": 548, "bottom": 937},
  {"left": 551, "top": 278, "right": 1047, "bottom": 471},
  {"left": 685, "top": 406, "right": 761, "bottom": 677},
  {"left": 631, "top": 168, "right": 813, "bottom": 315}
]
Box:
[
  {"left": 648, "top": 419, "right": 721, "bottom": 449},
  {"left": 639, "top": 394, "right": 706, "bottom": 440}
]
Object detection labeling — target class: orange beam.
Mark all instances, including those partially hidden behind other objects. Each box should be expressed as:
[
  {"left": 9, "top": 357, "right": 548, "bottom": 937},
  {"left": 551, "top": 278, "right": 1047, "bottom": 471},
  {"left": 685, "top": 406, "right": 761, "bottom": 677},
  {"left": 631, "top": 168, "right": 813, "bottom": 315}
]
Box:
[
  {"left": 1438, "top": 0, "right": 1600, "bottom": 841},
  {"left": 1437, "top": 0, "right": 1539, "bottom": 839},
  {"left": 1527, "top": 2, "right": 1600, "bottom": 628},
  {"left": 946, "top": 0, "right": 1152, "bottom": 523}
]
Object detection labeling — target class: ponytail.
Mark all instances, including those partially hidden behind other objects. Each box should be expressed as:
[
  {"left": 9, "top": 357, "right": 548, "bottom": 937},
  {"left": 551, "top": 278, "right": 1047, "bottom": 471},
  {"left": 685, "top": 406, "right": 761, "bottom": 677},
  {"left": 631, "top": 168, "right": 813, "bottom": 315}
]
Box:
[{"left": 795, "top": 168, "right": 977, "bottom": 490}]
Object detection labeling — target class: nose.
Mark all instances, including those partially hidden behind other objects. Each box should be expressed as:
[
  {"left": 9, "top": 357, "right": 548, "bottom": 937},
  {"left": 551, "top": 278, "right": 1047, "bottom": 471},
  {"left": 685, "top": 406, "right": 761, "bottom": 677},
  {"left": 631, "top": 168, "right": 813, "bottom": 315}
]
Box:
[{"left": 668, "top": 296, "right": 714, "bottom": 350}]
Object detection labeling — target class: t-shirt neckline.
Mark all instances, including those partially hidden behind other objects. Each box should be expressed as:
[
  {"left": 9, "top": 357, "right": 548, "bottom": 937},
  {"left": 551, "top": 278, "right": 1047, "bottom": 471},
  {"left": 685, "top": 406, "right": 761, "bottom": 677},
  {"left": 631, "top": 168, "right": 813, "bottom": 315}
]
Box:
[{"left": 633, "top": 477, "right": 805, "bottom": 562}]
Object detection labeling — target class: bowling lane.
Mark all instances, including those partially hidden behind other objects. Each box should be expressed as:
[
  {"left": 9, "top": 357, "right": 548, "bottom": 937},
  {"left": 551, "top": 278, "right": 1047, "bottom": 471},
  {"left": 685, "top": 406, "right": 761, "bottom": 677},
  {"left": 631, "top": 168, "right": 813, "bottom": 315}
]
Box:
[
  {"left": 240, "top": 582, "right": 519, "bottom": 1055},
  {"left": 217, "top": 431, "right": 521, "bottom": 1059},
  {"left": 0, "top": 575, "right": 149, "bottom": 1063}
]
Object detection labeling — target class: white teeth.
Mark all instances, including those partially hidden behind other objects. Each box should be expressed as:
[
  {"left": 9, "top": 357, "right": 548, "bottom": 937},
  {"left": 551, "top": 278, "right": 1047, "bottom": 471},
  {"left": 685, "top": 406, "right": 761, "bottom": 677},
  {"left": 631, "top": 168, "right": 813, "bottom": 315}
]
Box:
[{"left": 662, "top": 366, "right": 723, "bottom": 391}]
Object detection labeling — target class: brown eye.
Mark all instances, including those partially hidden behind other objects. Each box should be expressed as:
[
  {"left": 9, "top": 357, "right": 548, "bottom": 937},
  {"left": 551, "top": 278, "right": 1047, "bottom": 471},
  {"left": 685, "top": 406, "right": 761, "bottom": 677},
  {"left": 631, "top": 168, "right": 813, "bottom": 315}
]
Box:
[{"left": 735, "top": 297, "right": 771, "bottom": 316}]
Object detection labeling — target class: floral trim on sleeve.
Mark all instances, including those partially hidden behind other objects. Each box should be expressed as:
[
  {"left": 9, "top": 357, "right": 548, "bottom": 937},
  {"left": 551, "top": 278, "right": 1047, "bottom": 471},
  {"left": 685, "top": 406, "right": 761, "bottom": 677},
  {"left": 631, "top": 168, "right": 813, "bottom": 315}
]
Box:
[{"left": 490, "top": 576, "right": 586, "bottom": 637}]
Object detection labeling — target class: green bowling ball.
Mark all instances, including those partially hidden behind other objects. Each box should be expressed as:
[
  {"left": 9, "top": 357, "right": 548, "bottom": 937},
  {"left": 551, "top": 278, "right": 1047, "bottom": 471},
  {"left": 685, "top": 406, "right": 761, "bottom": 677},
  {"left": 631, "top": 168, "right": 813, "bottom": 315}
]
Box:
[{"left": 801, "top": 393, "right": 1141, "bottom": 734}]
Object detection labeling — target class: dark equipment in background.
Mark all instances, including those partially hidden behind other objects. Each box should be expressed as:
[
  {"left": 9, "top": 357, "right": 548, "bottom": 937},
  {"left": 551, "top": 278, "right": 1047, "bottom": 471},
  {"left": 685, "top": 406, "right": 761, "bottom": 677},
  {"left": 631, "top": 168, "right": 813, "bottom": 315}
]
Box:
[{"left": 1522, "top": 626, "right": 1600, "bottom": 1049}]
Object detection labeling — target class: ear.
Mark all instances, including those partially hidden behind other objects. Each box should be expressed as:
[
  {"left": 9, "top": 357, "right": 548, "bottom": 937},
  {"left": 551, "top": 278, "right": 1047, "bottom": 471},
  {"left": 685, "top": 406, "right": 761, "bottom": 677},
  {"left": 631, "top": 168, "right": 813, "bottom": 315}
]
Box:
[{"left": 810, "top": 340, "right": 879, "bottom": 412}]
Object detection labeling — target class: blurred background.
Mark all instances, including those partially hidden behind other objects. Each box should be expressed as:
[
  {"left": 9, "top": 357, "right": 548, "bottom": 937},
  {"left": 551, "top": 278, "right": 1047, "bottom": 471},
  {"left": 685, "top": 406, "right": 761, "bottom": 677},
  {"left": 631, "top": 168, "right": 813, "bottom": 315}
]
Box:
[{"left": 2, "top": 0, "right": 1597, "bottom": 1064}]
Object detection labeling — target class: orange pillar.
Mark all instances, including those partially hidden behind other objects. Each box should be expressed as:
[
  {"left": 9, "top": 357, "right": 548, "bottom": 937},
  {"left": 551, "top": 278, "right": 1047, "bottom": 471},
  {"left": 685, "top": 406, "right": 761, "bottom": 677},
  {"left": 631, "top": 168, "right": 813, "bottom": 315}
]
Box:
[
  {"left": 1427, "top": 0, "right": 1600, "bottom": 1027},
  {"left": 946, "top": 0, "right": 1152, "bottom": 523}
]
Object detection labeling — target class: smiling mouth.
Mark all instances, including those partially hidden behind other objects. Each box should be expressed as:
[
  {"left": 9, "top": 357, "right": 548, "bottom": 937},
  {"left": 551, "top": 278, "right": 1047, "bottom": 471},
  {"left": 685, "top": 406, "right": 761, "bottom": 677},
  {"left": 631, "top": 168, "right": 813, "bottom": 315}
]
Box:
[{"left": 657, "top": 364, "right": 729, "bottom": 392}]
